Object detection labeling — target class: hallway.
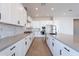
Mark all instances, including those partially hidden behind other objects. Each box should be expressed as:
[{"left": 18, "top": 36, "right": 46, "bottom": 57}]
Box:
[{"left": 26, "top": 37, "right": 52, "bottom": 56}]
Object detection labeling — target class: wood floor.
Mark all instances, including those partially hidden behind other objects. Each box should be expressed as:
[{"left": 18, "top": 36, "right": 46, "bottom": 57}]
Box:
[{"left": 26, "top": 37, "right": 52, "bottom": 56}]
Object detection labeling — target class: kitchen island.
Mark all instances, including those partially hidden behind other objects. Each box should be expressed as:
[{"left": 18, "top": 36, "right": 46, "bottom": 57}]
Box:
[{"left": 46, "top": 33, "right": 79, "bottom": 56}]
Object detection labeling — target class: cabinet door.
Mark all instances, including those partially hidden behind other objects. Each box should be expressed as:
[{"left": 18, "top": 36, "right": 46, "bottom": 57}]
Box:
[
  {"left": 25, "top": 34, "right": 34, "bottom": 55},
  {"left": 62, "top": 48, "right": 70, "bottom": 56},
  {"left": 50, "top": 38, "right": 55, "bottom": 54},
  {"left": 46, "top": 35, "right": 54, "bottom": 55},
  {"left": 16, "top": 39, "right": 26, "bottom": 56},
  {"left": 70, "top": 49, "right": 79, "bottom": 56},
  {"left": 53, "top": 40, "right": 63, "bottom": 56},
  {"left": 25, "top": 39, "right": 29, "bottom": 54},
  {"left": 30, "top": 33, "right": 34, "bottom": 43},
  {"left": 25, "top": 37, "right": 31, "bottom": 53},
  {"left": 62, "top": 44, "right": 79, "bottom": 56},
  {"left": 0, "top": 4, "right": 12, "bottom": 23},
  {"left": 46, "top": 36, "right": 51, "bottom": 49},
  {"left": 0, "top": 42, "right": 17, "bottom": 56},
  {"left": 0, "top": 48, "right": 10, "bottom": 56},
  {"left": 0, "top": 3, "right": 27, "bottom": 26}
]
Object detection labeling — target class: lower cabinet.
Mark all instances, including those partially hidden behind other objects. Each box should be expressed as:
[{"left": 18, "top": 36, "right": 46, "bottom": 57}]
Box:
[
  {"left": 47, "top": 35, "right": 79, "bottom": 56},
  {"left": 25, "top": 36, "right": 31, "bottom": 53},
  {"left": 62, "top": 44, "right": 79, "bottom": 56},
  {"left": 25, "top": 33, "right": 34, "bottom": 54},
  {"left": 46, "top": 35, "right": 55, "bottom": 55},
  {"left": 0, "top": 43, "right": 16, "bottom": 56},
  {"left": 16, "top": 38, "right": 26, "bottom": 56},
  {"left": 0, "top": 48, "right": 10, "bottom": 56},
  {"left": 0, "top": 33, "right": 34, "bottom": 56},
  {"left": 53, "top": 39, "right": 63, "bottom": 56}
]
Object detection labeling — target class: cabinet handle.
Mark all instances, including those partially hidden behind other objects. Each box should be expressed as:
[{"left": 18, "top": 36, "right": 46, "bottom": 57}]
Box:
[
  {"left": 52, "top": 42, "right": 54, "bottom": 46},
  {"left": 30, "top": 38, "right": 31, "bottom": 40},
  {"left": 25, "top": 41, "right": 27, "bottom": 45},
  {"left": 10, "top": 46, "right": 15, "bottom": 51},
  {"left": 18, "top": 21, "right": 20, "bottom": 24},
  {"left": 64, "top": 47, "right": 70, "bottom": 52},
  {"left": 60, "top": 50, "right": 62, "bottom": 55},
  {"left": 11, "top": 53, "right": 15, "bottom": 56}
]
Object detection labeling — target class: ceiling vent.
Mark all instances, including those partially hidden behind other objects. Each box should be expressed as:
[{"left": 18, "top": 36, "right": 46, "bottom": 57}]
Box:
[{"left": 41, "top": 3, "right": 46, "bottom": 6}]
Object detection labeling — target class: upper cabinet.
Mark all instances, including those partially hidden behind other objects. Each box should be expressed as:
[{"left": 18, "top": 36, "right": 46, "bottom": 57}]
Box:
[
  {"left": 26, "top": 16, "right": 32, "bottom": 28},
  {"left": 0, "top": 3, "right": 27, "bottom": 27}
]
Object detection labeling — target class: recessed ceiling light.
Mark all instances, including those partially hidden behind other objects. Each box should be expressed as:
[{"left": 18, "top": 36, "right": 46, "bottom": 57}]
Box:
[
  {"left": 64, "top": 13, "right": 66, "bottom": 15},
  {"left": 51, "top": 8, "right": 54, "bottom": 11},
  {"left": 35, "top": 8, "right": 38, "bottom": 10}
]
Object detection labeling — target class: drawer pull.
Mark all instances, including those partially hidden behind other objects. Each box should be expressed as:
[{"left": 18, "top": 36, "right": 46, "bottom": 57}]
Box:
[
  {"left": 30, "top": 38, "right": 31, "bottom": 40},
  {"left": 25, "top": 41, "right": 27, "bottom": 45},
  {"left": 60, "top": 50, "right": 62, "bottom": 55},
  {"left": 64, "top": 47, "right": 70, "bottom": 52},
  {"left": 52, "top": 42, "right": 54, "bottom": 46},
  {"left": 10, "top": 46, "right": 15, "bottom": 51}
]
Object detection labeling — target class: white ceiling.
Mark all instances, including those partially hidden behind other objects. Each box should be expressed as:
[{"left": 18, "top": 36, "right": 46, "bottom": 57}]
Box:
[{"left": 23, "top": 3, "right": 79, "bottom": 18}]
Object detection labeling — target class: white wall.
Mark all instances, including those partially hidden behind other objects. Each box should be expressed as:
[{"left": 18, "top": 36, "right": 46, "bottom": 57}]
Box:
[
  {"left": 32, "top": 18, "right": 53, "bottom": 30},
  {"left": 54, "top": 16, "right": 73, "bottom": 35}
]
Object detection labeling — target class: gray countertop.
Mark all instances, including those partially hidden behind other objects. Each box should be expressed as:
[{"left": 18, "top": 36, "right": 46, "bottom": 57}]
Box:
[
  {"left": 48, "top": 33, "right": 79, "bottom": 52},
  {"left": 0, "top": 33, "right": 31, "bottom": 52}
]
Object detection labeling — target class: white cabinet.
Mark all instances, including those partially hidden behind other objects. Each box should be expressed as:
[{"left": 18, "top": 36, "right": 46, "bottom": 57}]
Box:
[
  {"left": 25, "top": 35, "right": 32, "bottom": 53},
  {"left": 25, "top": 37, "right": 30, "bottom": 53},
  {"left": 62, "top": 47, "right": 70, "bottom": 56},
  {"left": 46, "top": 35, "right": 54, "bottom": 55},
  {"left": 47, "top": 35, "right": 79, "bottom": 56},
  {"left": 25, "top": 33, "right": 34, "bottom": 55},
  {"left": 0, "top": 33, "right": 34, "bottom": 56},
  {"left": 26, "top": 16, "right": 32, "bottom": 28},
  {"left": 0, "top": 4, "right": 12, "bottom": 23},
  {"left": 16, "top": 38, "right": 26, "bottom": 56},
  {"left": 53, "top": 38, "right": 79, "bottom": 56},
  {"left": 47, "top": 35, "right": 62, "bottom": 56},
  {"left": 0, "top": 38, "right": 27, "bottom": 56},
  {"left": 70, "top": 49, "right": 79, "bottom": 56},
  {"left": 0, "top": 3, "right": 27, "bottom": 26},
  {"left": 62, "top": 44, "right": 79, "bottom": 56},
  {"left": 53, "top": 39, "right": 63, "bottom": 56},
  {"left": 0, "top": 43, "right": 16, "bottom": 56},
  {"left": 0, "top": 48, "right": 10, "bottom": 56},
  {"left": 9, "top": 44, "right": 16, "bottom": 56}
]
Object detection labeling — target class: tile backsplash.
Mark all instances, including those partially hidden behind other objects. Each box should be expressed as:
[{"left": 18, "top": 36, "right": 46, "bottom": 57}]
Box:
[{"left": 0, "top": 23, "right": 25, "bottom": 39}]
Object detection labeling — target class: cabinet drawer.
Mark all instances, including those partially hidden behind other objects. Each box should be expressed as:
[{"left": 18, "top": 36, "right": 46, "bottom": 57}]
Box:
[
  {"left": 10, "top": 45, "right": 16, "bottom": 51},
  {"left": 0, "top": 48, "right": 10, "bottom": 56},
  {"left": 62, "top": 44, "right": 79, "bottom": 56},
  {"left": 68, "top": 47, "right": 79, "bottom": 56}
]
